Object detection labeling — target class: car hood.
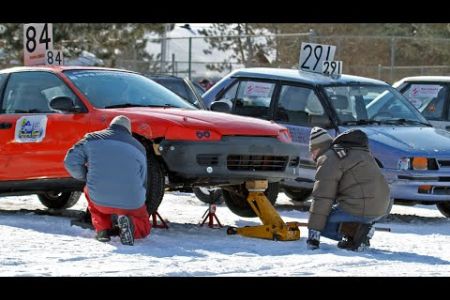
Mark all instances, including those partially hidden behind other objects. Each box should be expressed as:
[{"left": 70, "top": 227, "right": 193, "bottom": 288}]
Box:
[
  {"left": 108, "top": 108, "right": 286, "bottom": 137},
  {"left": 341, "top": 126, "right": 450, "bottom": 153}
]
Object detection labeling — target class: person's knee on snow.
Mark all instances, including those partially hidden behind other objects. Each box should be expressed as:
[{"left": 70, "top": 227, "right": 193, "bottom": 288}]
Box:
[{"left": 64, "top": 115, "right": 150, "bottom": 245}]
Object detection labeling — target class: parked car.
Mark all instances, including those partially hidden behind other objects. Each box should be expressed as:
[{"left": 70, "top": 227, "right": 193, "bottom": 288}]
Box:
[
  {"left": 147, "top": 75, "right": 207, "bottom": 109},
  {"left": 393, "top": 76, "right": 450, "bottom": 131},
  {"left": 203, "top": 68, "right": 450, "bottom": 217},
  {"left": 0, "top": 66, "right": 301, "bottom": 218}
]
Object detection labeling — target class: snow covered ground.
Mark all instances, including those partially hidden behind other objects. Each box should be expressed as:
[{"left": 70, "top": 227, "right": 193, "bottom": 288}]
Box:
[{"left": 0, "top": 192, "right": 449, "bottom": 276}]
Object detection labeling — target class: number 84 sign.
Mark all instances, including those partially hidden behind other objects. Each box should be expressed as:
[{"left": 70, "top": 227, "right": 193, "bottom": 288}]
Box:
[{"left": 23, "top": 23, "right": 63, "bottom": 66}]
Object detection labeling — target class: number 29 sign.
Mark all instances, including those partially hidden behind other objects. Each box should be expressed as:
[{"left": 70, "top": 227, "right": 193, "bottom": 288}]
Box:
[
  {"left": 299, "top": 42, "right": 336, "bottom": 74},
  {"left": 23, "top": 23, "right": 53, "bottom": 66}
]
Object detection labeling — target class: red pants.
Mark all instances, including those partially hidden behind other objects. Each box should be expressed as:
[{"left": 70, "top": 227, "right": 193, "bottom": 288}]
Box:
[{"left": 84, "top": 187, "right": 151, "bottom": 239}]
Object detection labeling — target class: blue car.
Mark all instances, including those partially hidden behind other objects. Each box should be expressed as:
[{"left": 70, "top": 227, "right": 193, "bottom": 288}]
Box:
[{"left": 203, "top": 68, "right": 450, "bottom": 217}]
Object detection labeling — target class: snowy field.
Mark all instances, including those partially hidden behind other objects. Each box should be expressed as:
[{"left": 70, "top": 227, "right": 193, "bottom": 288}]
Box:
[{"left": 0, "top": 192, "right": 449, "bottom": 276}]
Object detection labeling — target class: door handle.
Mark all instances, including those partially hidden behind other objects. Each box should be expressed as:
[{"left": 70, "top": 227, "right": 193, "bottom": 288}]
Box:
[
  {"left": 0, "top": 122, "right": 12, "bottom": 129},
  {"left": 446, "top": 125, "right": 450, "bottom": 131}
]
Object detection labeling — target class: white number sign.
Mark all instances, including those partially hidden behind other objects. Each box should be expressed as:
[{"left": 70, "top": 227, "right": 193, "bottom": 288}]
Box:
[
  {"left": 299, "top": 42, "right": 336, "bottom": 73},
  {"left": 23, "top": 23, "right": 53, "bottom": 66},
  {"left": 45, "top": 49, "right": 63, "bottom": 66},
  {"left": 322, "top": 60, "right": 343, "bottom": 75}
]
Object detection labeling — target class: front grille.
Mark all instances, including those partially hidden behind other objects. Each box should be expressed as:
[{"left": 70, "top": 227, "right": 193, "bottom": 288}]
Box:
[
  {"left": 227, "top": 155, "right": 288, "bottom": 171},
  {"left": 289, "top": 157, "right": 300, "bottom": 167},
  {"left": 438, "top": 160, "right": 450, "bottom": 167},
  {"left": 197, "top": 154, "right": 219, "bottom": 166}
]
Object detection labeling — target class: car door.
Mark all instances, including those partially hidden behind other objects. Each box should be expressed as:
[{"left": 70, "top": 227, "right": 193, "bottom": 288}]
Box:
[
  {"left": 0, "top": 71, "right": 91, "bottom": 181},
  {"left": 272, "top": 83, "right": 336, "bottom": 172},
  {"left": 399, "top": 82, "right": 450, "bottom": 130}
]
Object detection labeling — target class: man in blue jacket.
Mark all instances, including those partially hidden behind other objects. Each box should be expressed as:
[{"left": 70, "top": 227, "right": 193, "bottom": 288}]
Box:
[{"left": 64, "top": 115, "right": 150, "bottom": 245}]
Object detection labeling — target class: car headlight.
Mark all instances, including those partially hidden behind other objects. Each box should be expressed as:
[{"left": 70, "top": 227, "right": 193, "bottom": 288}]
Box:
[
  {"left": 398, "top": 158, "right": 410, "bottom": 170},
  {"left": 398, "top": 157, "right": 436, "bottom": 170}
]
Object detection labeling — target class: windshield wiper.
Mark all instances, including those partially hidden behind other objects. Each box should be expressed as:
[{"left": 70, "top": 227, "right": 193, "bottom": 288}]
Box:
[
  {"left": 104, "top": 103, "right": 150, "bottom": 109},
  {"left": 341, "top": 119, "right": 382, "bottom": 125},
  {"left": 379, "top": 118, "right": 432, "bottom": 127}
]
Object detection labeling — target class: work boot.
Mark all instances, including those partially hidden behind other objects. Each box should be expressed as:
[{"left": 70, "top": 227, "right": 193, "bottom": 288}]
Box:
[
  {"left": 95, "top": 230, "right": 111, "bottom": 242},
  {"left": 337, "top": 222, "right": 373, "bottom": 251},
  {"left": 118, "top": 215, "right": 135, "bottom": 246}
]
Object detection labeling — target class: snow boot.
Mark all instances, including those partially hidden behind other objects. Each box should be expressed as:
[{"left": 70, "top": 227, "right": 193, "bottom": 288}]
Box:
[
  {"left": 95, "top": 230, "right": 111, "bottom": 242},
  {"left": 118, "top": 215, "right": 135, "bottom": 246},
  {"left": 337, "top": 222, "right": 373, "bottom": 251}
]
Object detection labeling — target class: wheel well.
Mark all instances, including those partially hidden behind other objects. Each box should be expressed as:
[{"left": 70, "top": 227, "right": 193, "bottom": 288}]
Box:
[{"left": 132, "top": 134, "right": 167, "bottom": 171}]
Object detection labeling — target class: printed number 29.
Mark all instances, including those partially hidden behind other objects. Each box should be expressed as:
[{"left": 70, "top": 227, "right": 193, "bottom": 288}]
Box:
[
  {"left": 25, "top": 23, "right": 51, "bottom": 53},
  {"left": 301, "top": 45, "right": 331, "bottom": 71}
]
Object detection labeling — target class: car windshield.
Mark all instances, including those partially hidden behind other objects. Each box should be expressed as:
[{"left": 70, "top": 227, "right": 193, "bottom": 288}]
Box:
[
  {"left": 64, "top": 70, "right": 196, "bottom": 109},
  {"left": 323, "top": 84, "right": 430, "bottom": 126}
]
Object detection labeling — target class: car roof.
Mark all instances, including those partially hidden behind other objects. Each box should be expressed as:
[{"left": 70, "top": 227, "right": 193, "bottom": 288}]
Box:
[
  {"left": 0, "top": 65, "right": 138, "bottom": 75},
  {"left": 396, "top": 76, "right": 450, "bottom": 83},
  {"left": 230, "top": 68, "right": 387, "bottom": 86}
]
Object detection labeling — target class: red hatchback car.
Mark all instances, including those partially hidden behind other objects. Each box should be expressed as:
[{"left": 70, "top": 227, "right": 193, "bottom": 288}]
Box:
[{"left": 0, "top": 66, "right": 300, "bottom": 217}]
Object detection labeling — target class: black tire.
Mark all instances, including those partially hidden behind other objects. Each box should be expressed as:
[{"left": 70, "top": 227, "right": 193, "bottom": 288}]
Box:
[
  {"left": 145, "top": 151, "right": 165, "bottom": 214},
  {"left": 193, "top": 187, "right": 224, "bottom": 204},
  {"left": 283, "top": 187, "right": 312, "bottom": 202},
  {"left": 436, "top": 202, "right": 450, "bottom": 218},
  {"left": 222, "top": 182, "right": 279, "bottom": 217},
  {"left": 38, "top": 191, "right": 82, "bottom": 209}
]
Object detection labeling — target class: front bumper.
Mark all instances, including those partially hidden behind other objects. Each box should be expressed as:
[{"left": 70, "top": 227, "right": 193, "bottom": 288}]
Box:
[
  {"left": 159, "top": 136, "right": 301, "bottom": 185},
  {"left": 384, "top": 168, "right": 450, "bottom": 202}
]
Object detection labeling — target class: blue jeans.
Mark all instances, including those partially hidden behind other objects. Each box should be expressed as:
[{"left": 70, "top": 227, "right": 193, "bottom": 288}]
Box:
[{"left": 320, "top": 206, "right": 384, "bottom": 241}]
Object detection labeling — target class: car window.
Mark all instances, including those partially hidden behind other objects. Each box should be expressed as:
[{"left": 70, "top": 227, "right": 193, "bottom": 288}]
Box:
[
  {"left": 0, "top": 73, "right": 7, "bottom": 90},
  {"left": 232, "top": 80, "right": 275, "bottom": 119},
  {"left": 1, "top": 71, "right": 80, "bottom": 114},
  {"left": 401, "top": 83, "right": 448, "bottom": 121},
  {"left": 65, "top": 70, "right": 195, "bottom": 109},
  {"left": 275, "top": 85, "right": 325, "bottom": 126},
  {"left": 324, "top": 85, "right": 428, "bottom": 125},
  {"left": 154, "top": 79, "right": 190, "bottom": 101},
  {"left": 219, "top": 80, "right": 239, "bottom": 101}
]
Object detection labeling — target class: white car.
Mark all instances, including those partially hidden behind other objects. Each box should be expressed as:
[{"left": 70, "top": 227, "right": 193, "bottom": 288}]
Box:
[{"left": 393, "top": 76, "right": 450, "bottom": 130}]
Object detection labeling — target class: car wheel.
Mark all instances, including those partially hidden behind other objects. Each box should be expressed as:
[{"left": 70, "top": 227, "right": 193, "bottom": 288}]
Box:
[
  {"left": 145, "top": 152, "right": 165, "bottom": 214},
  {"left": 193, "top": 187, "right": 224, "bottom": 204},
  {"left": 283, "top": 187, "right": 311, "bottom": 202},
  {"left": 38, "top": 191, "right": 82, "bottom": 209},
  {"left": 222, "top": 182, "right": 279, "bottom": 217},
  {"left": 436, "top": 202, "right": 450, "bottom": 218}
]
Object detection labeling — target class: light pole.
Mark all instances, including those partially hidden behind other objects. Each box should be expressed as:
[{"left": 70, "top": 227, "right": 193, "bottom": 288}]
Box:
[
  {"left": 180, "top": 24, "right": 193, "bottom": 80},
  {"left": 160, "top": 24, "right": 171, "bottom": 74}
]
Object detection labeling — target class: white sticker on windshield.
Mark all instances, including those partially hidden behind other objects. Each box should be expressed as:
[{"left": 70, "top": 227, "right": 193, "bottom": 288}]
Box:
[
  {"left": 410, "top": 84, "right": 442, "bottom": 98},
  {"left": 243, "top": 81, "right": 273, "bottom": 97},
  {"left": 15, "top": 115, "right": 48, "bottom": 143}
]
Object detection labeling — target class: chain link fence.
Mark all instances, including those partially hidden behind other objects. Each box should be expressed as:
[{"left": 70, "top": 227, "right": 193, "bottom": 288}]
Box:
[{"left": 141, "top": 34, "right": 450, "bottom": 84}]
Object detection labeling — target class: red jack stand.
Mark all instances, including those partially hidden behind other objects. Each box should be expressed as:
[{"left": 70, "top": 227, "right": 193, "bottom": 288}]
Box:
[
  {"left": 151, "top": 211, "right": 169, "bottom": 229},
  {"left": 200, "top": 203, "right": 223, "bottom": 228}
]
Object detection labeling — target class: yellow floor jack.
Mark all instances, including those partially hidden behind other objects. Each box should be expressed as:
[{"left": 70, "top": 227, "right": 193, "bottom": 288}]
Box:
[{"left": 226, "top": 180, "right": 300, "bottom": 241}]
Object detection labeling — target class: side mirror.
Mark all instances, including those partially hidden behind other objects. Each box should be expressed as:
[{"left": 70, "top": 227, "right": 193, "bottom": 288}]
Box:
[
  {"left": 210, "top": 99, "right": 232, "bottom": 113},
  {"left": 310, "top": 114, "right": 332, "bottom": 129},
  {"left": 49, "top": 96, "right": 77, "bottom": 112}
]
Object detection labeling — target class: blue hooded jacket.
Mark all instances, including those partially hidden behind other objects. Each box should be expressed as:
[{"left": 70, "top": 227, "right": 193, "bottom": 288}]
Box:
[{"left": 64, "top": 124, "right": 147, "bottom": 210}]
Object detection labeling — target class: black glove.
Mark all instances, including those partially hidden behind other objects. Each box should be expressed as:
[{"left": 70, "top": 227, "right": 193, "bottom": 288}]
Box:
[{"left": 307, "top": 229, "right": 321, "bottom": 250}]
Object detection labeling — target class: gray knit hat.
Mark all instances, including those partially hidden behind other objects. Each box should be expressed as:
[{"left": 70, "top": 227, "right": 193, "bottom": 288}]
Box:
[
  {"left": 309, "top": 127, "right": 332, "bottom": 152},
  {"left": 110, "top": 115, "right": 131, "bottom": 133}
]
